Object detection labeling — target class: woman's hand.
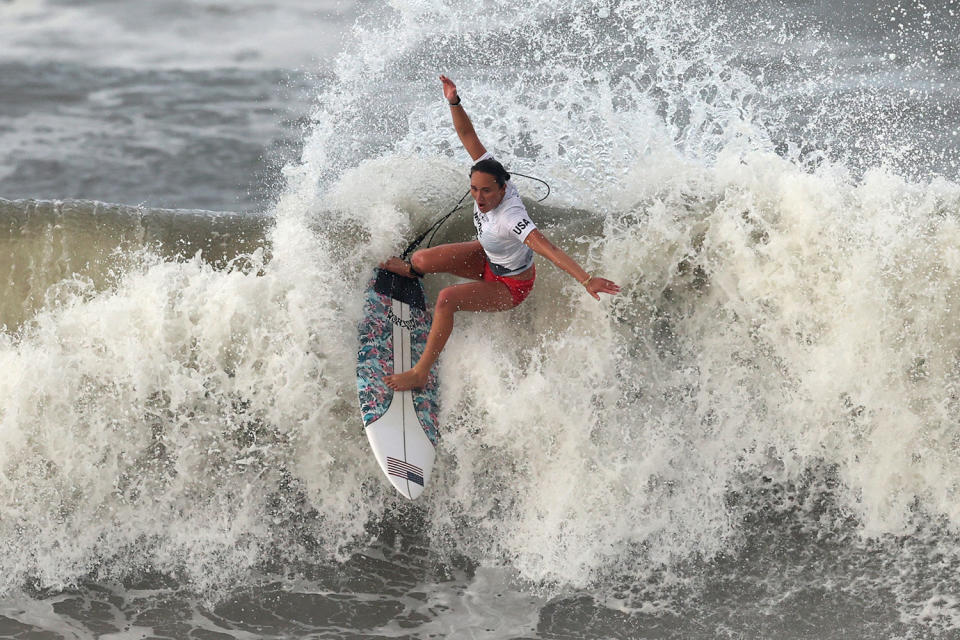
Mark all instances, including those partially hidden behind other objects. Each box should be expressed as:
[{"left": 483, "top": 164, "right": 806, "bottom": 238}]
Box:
[
  {"left": 440, "top": 74, "right": 484, "bottom": 158},
  {"left": 582, "top": 276, "right": 621, "bottom": 300},
  {"left": 440, "top": 74, "right": 459, "bottom": 103}
]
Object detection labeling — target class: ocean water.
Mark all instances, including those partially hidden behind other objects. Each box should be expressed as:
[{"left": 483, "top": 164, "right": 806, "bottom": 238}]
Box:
[{"left": 3, "top": 0, "right": 960, "bottom": 638}]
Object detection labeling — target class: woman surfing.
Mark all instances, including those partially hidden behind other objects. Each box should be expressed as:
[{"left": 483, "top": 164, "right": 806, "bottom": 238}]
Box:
[{"left": 382, "top": 75, "right": 621, "bottom": 391}]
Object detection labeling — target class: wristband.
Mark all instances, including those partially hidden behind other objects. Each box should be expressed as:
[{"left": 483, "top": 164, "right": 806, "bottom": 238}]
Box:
[
  {"left": 580, "top": 275, "right": 591, "bottom": 286},
  {"left": 449, "top": 95, "right": 461, "bottom": 106}
]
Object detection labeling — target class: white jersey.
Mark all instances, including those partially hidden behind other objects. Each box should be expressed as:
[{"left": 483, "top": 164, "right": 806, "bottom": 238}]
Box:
[{"left": 472, "top": 152, "right": 537, "bottom": 276}]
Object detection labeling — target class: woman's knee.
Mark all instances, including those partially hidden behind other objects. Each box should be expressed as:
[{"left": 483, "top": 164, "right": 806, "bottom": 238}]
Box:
[
  {"left": 435, "top": 287, "right": 460, "bottom": 312},
  {"left": 410, "top": 249, "right": 430, "bottom": 274}
]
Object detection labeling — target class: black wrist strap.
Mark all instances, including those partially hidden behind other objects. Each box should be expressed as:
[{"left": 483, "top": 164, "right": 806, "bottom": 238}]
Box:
[
  {"left": 449, "top": 95, "right": 461, "bottom": 106},
  {"left": 407, "top": 261, "right": 424, "bottom": 278}
]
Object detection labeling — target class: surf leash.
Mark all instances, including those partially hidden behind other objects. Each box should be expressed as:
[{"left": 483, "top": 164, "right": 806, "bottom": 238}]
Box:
[
  {"left": 399, "top": 172, "right": 551, "bottom": 261},
  {"left": 399, "top": 190, "right": 470, "bottom": 261},
  {"left": 511, "top": 172, "right": 551, "bottom": 201}
]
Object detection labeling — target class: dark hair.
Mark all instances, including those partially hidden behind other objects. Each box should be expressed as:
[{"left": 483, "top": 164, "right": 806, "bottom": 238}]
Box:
[{"left": 470, "top": 158, "right": 511, "bottom": 187}]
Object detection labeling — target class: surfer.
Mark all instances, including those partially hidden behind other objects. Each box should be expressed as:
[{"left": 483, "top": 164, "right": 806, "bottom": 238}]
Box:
[{"left": 382, "top": 75, "right": 621, "bottom": 391}]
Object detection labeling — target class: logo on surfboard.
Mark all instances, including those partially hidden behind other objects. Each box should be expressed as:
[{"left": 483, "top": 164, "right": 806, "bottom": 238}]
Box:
[
  {"left": 386, "top": 308, "right": 418, "bottom": 330},
  {"left": 387, "top": 457, "right": 424, "bottom": 486}
]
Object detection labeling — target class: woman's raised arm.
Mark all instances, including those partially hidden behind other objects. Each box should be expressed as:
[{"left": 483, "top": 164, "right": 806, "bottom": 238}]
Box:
[{"left": 440, "top": 75, "right": 486, "bottom": 161}]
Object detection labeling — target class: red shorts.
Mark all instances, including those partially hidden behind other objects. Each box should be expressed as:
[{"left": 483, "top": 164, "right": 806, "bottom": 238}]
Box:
[{"left": 482, "top": 261, "right": 535, "bottom": 306}]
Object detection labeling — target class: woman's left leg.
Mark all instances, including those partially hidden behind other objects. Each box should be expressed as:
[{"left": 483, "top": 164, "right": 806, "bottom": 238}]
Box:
[
  {"left": 384, "top": 280, "right": 515, "bottom": 391},
  {"left": 380, "top": 241, "right": 486, "bottom": 281}
]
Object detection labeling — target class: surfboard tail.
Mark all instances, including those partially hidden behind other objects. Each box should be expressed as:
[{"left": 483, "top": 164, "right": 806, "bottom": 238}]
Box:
[{"left": 366, "top": 394, "right": 435, "bottom": 500}]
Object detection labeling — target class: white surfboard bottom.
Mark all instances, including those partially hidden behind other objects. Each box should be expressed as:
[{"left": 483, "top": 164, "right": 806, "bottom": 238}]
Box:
[{"left": 365, "top": 298, "right": 435, "bottom": 500}]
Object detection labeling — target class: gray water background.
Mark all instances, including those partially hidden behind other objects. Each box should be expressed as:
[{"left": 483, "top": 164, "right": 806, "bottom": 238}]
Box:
[{"left": 2, "top": 0, "right": 957, "bottom": 212}]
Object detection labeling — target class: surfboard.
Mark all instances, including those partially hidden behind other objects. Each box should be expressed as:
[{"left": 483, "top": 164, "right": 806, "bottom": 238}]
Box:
[{"left": 356, "top": 269, "right": 440, "bottom": 500}]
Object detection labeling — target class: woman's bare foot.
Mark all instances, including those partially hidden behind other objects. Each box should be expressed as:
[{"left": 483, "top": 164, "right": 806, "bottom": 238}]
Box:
[
  {"left": 379, "top": 256, "right": 418, "bottom": 278},
  {"left": 385, "top": 367, "right": 429, "bottom": 391}
]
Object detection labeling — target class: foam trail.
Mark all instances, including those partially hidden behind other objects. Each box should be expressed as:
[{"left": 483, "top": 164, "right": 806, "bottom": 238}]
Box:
[{"left": 0, "top": 195, "right": 392, "bottom": 593}]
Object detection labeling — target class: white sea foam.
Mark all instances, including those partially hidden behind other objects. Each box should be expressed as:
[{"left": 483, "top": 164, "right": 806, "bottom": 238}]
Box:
[{"left": 260, "top": 0, "right": 960, "bottom": 595}]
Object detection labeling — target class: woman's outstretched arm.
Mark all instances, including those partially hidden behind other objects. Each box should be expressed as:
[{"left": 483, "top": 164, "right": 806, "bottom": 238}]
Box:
[
  {"left": 440, "top": 75, "right": 486, "bottom": 161},
  {"left": 524, "top": 230, "right": 621, "bottom": 300}
]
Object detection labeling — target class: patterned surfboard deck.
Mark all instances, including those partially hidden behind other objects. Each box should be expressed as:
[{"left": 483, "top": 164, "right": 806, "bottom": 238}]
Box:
[{"left": 356, "top": 269, "right": 439, "bottom": 499}]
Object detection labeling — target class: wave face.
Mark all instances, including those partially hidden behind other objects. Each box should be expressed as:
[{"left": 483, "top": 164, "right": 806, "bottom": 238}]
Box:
[
  {"left": 3, "top": 0, "right": 960, "bottom": 632},
  {"left": 0, "top": 199, "right": 269, "bottom": 330}
]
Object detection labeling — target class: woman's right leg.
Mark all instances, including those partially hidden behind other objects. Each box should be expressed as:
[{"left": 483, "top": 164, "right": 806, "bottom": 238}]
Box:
[
  {"left": 385, "top": 279, "right": 516, "bottom": 391},
  {"left": 381, "top": 241, "right": 486, "bottom": 281}
]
